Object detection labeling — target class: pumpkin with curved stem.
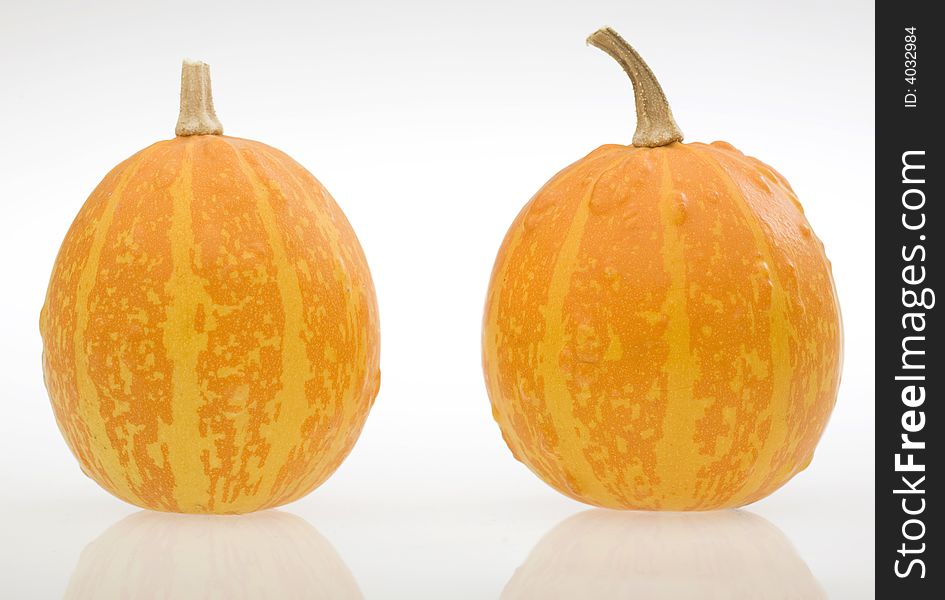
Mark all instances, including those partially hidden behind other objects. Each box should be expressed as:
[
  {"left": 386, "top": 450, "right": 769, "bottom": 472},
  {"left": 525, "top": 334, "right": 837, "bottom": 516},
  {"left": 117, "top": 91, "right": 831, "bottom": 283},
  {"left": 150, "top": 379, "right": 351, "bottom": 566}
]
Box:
[
  {"left": 40, "top": 60, "right": 380, "bottom": 514},
  {"left": 482, "top": 28, "right": 842, "bottom": 510}
]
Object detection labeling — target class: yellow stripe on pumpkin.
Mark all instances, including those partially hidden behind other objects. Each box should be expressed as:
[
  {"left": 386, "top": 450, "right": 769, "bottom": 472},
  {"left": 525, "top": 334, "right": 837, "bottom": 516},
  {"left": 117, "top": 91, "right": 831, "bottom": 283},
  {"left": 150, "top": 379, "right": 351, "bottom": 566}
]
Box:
[
  {"left": 73, "top": 152, "right": 147, "bottom": 505},
  {"left": 228, "top": 140, "right": 313, "bottom": 511},
  {"left": 536, "top": 152, "right": 632, "bottom": 503},
  {"left": 651, "top": 152, "right": 703, "bottom": 509}
]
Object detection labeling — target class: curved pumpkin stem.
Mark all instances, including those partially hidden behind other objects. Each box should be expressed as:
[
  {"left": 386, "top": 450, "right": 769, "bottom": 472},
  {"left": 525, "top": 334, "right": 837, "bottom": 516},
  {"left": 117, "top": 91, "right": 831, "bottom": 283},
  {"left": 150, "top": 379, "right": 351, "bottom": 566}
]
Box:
[
  {"left": 175, "top": 60, "right": 223, "bottom": 137},
  {"left": 587, "top": 28, "right": 683, "bottom": 148}
]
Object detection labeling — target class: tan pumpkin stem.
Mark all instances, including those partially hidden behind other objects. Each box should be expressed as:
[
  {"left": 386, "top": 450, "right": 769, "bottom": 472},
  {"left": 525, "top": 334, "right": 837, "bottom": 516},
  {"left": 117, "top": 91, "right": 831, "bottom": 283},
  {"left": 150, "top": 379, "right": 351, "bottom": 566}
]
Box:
[
  {"left": 587, "top": 28, "right": 683, "bottom": 148},
  {"left": 175, "top": 60, "right": 223, "bottom": 137}
]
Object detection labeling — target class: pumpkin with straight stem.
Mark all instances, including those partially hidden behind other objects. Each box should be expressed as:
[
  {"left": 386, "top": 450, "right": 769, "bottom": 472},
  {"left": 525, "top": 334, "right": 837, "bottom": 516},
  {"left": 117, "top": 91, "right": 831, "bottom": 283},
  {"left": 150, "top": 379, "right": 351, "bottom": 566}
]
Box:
[{"left": 41, "top": 61, "right": 380, "bottom": 514}]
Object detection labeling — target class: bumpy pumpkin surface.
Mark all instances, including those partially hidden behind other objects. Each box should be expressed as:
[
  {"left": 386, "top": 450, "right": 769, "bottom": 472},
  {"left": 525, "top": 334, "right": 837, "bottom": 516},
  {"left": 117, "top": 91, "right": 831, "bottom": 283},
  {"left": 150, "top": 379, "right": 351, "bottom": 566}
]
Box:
[
  {"left": 482, "top": 30, "right": 841, "bottom": 510},
  {"left": 40, "top": 63, "right": 380, "bottom": 513}
]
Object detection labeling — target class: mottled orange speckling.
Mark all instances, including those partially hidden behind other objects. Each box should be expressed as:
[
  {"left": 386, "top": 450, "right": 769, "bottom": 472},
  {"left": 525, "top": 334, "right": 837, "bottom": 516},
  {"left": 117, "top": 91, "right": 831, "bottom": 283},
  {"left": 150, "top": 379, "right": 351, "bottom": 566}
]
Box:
[
  {"left": 482, "top": 141, "right": 842, "bottom": 510},
  {"left": 41, "top": 135, "right": 380, "bottom": 514}
]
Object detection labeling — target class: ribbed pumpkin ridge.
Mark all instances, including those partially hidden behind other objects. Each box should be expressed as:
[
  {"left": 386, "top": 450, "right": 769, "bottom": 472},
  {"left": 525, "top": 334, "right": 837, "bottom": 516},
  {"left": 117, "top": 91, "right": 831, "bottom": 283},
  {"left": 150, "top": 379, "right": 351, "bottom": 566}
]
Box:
[{"left": 41, "top": 135, "right": 380, "bottom": 513}]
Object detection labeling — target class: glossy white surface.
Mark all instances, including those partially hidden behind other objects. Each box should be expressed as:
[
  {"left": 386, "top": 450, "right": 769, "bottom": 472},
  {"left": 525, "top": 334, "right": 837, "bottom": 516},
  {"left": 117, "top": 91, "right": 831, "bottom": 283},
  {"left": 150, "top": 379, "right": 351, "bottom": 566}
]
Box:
[{"left": 1, "top": 0, "right": 873, "bottom": 598}]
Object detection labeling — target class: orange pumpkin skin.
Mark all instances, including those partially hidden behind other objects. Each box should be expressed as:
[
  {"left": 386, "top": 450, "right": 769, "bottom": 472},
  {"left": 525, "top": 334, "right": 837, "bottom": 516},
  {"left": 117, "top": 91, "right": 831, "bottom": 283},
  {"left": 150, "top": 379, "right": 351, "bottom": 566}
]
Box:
[
  {"left": 483, "top": 141, "right": 842, "bottom": 510},
  {"left": 41, "top": 135, "right": 380, "bottom": 513}
]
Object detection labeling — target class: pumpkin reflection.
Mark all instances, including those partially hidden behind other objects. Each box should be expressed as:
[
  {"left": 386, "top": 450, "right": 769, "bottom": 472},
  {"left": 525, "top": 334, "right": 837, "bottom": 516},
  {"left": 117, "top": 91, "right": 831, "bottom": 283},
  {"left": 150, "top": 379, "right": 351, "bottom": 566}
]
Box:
[
  {"left": 503, "top": 509, "right": 825, "bottom": 599},
  {"left": 65, "top": 510, "right": 362, "bottom": 599}
]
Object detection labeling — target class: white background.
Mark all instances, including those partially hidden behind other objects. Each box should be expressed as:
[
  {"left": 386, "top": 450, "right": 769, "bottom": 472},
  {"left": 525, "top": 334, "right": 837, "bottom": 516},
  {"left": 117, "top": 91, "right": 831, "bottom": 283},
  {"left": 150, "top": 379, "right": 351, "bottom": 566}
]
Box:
[{"left": 1, "top": 1, "right": 874, "bottom": 598}]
